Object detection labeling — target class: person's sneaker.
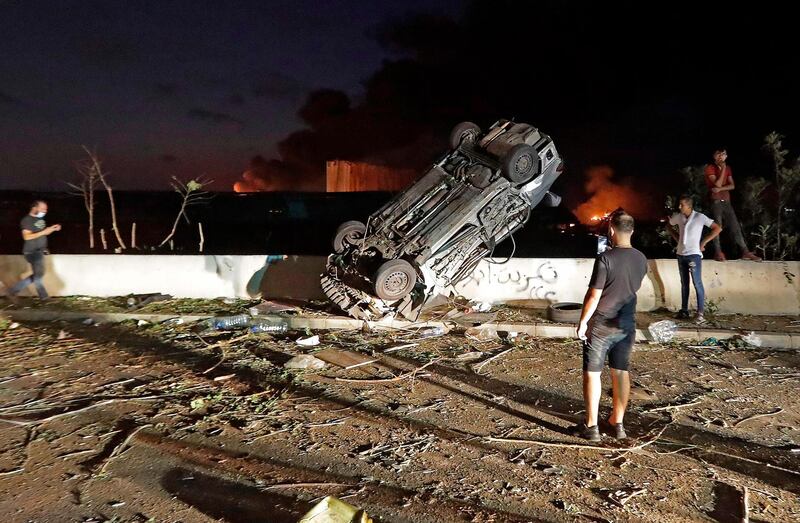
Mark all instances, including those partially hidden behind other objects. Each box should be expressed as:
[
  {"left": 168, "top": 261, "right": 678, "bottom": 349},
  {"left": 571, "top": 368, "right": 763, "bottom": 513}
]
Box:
[
  {"left": 569, "top": 423, "right": 601, "bottom": 442},
  {"left": 609, "top": 422, "right": 627, "bottom": 440},
  {"left": 675, "top": 310, "right": 690, "bottom": 320},
  {"left": 740, "top": 251, "right": 762, "bottom": 262},
  {"left": 695, "top": 314, "right": 708, "bottom": 325},
  {"left": 714, "top": 251, "right": 727, "bottom": 262}
]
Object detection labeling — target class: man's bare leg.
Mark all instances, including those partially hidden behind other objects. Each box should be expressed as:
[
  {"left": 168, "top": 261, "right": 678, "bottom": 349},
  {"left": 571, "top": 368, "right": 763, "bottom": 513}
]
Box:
[
  {"left": 583, "top": 371, "right": 602, "bottom": 426},
  {"left": 608, "top": 368, "right": 630, "bottom": 424}
]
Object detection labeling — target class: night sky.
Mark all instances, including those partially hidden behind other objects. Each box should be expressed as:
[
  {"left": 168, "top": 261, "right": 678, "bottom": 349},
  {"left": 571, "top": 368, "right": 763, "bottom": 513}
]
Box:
[{"left": 2, "top": 0, "right": 798, "bottom": 212}]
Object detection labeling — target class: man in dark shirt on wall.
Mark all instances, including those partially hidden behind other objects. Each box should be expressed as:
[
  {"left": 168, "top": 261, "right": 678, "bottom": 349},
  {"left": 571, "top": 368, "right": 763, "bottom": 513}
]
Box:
[
  {"left": 4, "top": 201, "right": 61, "bottom": 300},
  {"left": 572, "top": 210, "right": 648, "bottom": 441},
  {"left": 704, "top": 148, "right": 760, "bottom": 261}
]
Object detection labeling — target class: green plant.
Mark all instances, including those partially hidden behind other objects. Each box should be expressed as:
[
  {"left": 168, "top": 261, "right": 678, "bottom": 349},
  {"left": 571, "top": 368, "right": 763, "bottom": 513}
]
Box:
[{"left": 705, "top": 297, "right": 725, "bottom": 317}]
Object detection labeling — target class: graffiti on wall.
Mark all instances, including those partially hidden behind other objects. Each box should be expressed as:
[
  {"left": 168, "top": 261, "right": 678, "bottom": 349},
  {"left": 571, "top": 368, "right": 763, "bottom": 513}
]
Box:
[{"left": 456, "top": 261, "right": 560, "bottom": 300}]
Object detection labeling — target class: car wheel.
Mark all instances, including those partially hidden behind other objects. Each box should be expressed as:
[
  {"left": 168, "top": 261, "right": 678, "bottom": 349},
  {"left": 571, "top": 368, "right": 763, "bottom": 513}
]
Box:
[
  {"left": 547, "top": 302, "right": 582, "bottom": 323},
  {"left": 449, "top": 122, "right": 481, "bottom": 150},
  {"left": 502, "top": 143, "right": 539, "bottom": 184},
  {"left": 374, "top": 259, "right": 417, "bottom": 301},
  {"left": 333, "top": 220, "right": 366, "bottom": 252}
]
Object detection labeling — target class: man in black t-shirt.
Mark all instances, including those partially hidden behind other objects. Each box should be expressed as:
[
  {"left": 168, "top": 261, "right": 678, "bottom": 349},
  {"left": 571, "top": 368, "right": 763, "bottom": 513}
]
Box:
[
  {"left": 4, "top": 201, "right": 61, "bottom": 300},
  {"left": 571, "top": 210, "right": 647, "bottom": 441}
]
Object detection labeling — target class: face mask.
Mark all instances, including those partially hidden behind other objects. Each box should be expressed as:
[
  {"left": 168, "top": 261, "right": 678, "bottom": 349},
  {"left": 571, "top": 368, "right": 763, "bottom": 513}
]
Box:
[{"left": 35, "top": 212, "right": 46, "bottom": 218}]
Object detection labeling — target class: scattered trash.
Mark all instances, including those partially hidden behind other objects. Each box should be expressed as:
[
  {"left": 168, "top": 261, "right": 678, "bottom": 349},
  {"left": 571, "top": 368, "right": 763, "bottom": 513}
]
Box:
[
  {"left": 284, "top": 354, "right": 326, "bottom": 370},
  {"left": 210, "top": 314, "right": 250, "bottom": 330},
  {"left": 161, "top": 317, "right": 184, "bottom": 325},
  {"left": 455, "top": 351, "right": 485, "bottom": 361},
  {"left": 465, "top": 326, "right": 500, "bottom": 342},
  {"left": 137, "top": 319, "right": 149, "bottom": 327},
  {"left": 416, "top": 326, "right": 447, "bottom": 338},
  {"left": 249, "top": 300, "right": 298, "bottom": 315},
  {"left": 222, "top": 297, "right": 237, "bottom": 304},
  {"left": 316, "top": 349, "right": 377, "bottom": 369},
  {"left": 213, "top": 374, "right": 236, "bottom": 381},
  {"left": 742, "top": 331, "right": 762, "bottom": 347},
  {"left": 648, "top": 320, "right": 677, "bottom": 343},
  {"left": 698, "top": 337, "right": 720, "bottom": 346},
  {"left": 249, "top": 319, "right": 289, "bottom": 334},
  {"left": 82, "top": 318, "right": 95, "bottom": 325},
  {"left": 57, "top": 329, "right": 70, "bottom": 339},
  {"left": 296, "top": 335, "right": 320, "bottom": 346},
  {"left": 9, "top": 322, "right": 20, "bottom": 330},
  {"left": 382, "top": 343, "right": 418, "bottom": 353},
  {"left": 468, "top": 301, "right": 492, "bottom": 313},
  {"left": 126, "top": 293, "right": 172, "bottom": 309},
  {"left": 298, "top": 496, "right": 372, "bottom": 523}
]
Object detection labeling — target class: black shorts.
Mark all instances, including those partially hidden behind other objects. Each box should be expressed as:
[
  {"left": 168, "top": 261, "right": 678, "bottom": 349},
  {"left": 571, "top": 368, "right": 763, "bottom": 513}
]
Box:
[{"left": 582, "top": 318, "right": 635, "bottom": 372}]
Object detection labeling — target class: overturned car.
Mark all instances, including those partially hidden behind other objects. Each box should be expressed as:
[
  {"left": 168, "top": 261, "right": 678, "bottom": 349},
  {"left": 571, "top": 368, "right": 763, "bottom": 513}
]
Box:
[{"left": 321, "top": 119, "right": 564, "bottom": 319}]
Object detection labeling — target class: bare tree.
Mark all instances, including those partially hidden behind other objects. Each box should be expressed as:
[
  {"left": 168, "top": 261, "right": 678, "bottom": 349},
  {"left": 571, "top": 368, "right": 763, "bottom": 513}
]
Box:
[
  {"left": 159, "top": 177, "right": 213, "bottom": 248},
  {"left": 77, "top": 147, "right": 127, "bottom": 250},
  {"left": 68, "top": 154, "right": 101, "bottom": 248}
]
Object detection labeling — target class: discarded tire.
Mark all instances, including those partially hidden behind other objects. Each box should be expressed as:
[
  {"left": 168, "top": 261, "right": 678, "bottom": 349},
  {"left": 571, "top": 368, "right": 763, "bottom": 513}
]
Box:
[
  {"left": 332, "top": 220, "right": 366, "bottom": 253},
  {"left": 374, "top": 259, "right": 417, "bottom": 302},
  {"left": 547, "top": 302, "right": 582, "bottom": 323}
]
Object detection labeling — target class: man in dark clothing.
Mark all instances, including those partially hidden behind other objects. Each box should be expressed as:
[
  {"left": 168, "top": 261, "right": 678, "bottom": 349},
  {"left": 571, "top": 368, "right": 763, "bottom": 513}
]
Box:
[
  {"left": 704, "top": 148, "right": 761, "bottom": 261},
  {"left": 572, "top": 210, "right": 648, "bottom": 441},
  {"left": 5, "top": 201, "right": 61, "bottom": 300}
]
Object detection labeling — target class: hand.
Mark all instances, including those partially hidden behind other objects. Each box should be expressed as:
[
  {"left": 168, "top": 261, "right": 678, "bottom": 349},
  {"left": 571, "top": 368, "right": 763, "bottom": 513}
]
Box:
[
  {"left": 577, "top": 322, "right": 588, "bottom": 340},
  {"left": 700, "top": 240, "right": 707, "bottom": 251},
  {"left": 46, "top": 225, "right": 61, "bottom": 234},
  {"left": 711, "top": 187, "right": 719, "bottom": 193}
]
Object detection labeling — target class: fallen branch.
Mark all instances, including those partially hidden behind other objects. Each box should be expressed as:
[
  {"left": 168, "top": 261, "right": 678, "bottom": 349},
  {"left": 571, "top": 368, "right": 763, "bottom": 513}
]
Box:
[
  {"left": 335, "top": 359, "right": 440, "bottom": 384},
  {"left": 733, "top": 408, "right": 784, "bottom": 427},
  {"left": 0, "top": 396, "right": 163, "bottom": 427},
  {"left": 262, "top": 482, "right": 353, "bottom": 491},
  {"left": 472, "top": 348, "right": 513, "bottom": 373},
  {"left": 742, "top": 486, "right": 750, "bottom": 523},
  {"left": 643, "top": 398, "right": 704, "bottom": 413},
  {"left": 99, "top": 423, "right": 152, "bottom": 474},
  {"left": 0, "top": 468, "right": 24, "bottom": 477},
  {"left": 487, "top": 423, "right": 670, "bottom": 453},
  {"left": 202, "top": 333, "right": 250, "bottom": 374}
]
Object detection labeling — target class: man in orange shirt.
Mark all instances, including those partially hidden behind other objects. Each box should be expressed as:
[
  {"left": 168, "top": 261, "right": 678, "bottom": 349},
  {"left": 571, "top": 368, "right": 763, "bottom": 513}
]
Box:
[{"left": 704, "top": 148, "right": 761, "bottom": 261}]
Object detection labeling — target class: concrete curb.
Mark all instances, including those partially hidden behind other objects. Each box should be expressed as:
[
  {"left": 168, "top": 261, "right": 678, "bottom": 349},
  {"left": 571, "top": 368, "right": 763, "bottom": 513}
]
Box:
[{"left": 2, "top": 310, "right": 797, "bottom": 350}]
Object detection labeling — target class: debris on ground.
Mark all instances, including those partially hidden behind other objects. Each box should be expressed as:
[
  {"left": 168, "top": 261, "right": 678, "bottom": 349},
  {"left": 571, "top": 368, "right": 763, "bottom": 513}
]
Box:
[
  {"left": 315, "top": 349, "right": 377, "bottom": 369},
  {"left": 249, "top": 299, "right": 300, "bottom": 315},
  {"left": 299, "top": 496, "right": 372, "bottom": 523},
  {"left": 284, "top": 354, "right": 326, "bottom": 370},
  {"left": 648, "top": 320, "right": 677, "bottom": 343},
  {"left": 296, "top": 335, "right": 320, "bottom": 346},
  {"left": 465, "top": 326, "right": 501, "bottom": 342}
]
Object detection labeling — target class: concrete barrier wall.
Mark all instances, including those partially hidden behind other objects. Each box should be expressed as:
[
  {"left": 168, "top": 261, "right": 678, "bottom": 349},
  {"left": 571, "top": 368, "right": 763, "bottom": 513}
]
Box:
[{"left": 1, "top": 255, "right": 797, "bottom": 315}]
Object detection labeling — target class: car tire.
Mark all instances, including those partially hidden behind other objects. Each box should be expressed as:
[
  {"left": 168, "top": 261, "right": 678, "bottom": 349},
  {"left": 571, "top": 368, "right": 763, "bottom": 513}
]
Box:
[
  {"left": 333, "top": 220, "right": 366, "bottom": 252},
  {"left": 502, "top": 143, "right": 539, "bottom": 184},
  {"left": 449, "top": 122, "right": 481, "bottom": 150},
  {"left": 374, "top": 259, "right": 417, "bottom": 302},
  {"left": 547, "top": 302, "right": 582, "bottom": 323}
]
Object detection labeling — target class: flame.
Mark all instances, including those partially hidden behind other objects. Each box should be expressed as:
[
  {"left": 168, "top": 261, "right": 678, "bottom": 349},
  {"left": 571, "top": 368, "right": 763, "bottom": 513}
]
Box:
[{"left": 573, "top": 166, "right": 649, "bottom": 224}]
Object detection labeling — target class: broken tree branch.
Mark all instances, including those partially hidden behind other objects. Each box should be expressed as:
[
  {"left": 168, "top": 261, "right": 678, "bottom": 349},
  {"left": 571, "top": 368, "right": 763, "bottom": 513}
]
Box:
[
  {"left": 335, "top": 359, "right": 439, "bottom": 384},
  {"left": 733, "top": 408, "right": 783, "bottom": 427},
  {"left": 472, "top": 348, "right": 513, "bottom": 373},
  {"left": 487, "top": 423, "right": 670, "bottom": 453}
]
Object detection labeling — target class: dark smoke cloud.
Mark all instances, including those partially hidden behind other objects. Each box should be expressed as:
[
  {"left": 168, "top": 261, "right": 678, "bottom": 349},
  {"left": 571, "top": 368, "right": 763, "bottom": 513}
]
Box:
[
  {"left": 187, "top": 108, "right": 243, "bottom": 127},
  {"left": 0, "top": 90, "right": 21, "bottom": 105},
  {"left": 234, "top": 0, "right": 799, "bottom": 196}
]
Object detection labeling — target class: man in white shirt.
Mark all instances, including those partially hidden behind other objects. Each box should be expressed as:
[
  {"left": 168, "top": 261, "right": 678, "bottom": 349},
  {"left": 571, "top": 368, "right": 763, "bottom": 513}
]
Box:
[{"left": 666, "top": 195, "right": 722, "bottom": 323}]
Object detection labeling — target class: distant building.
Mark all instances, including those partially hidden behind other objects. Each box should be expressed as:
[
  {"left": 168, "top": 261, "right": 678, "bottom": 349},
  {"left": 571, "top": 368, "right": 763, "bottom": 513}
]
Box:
[{"left": 326, "top": 160, "right": 417, "bottom": 192}]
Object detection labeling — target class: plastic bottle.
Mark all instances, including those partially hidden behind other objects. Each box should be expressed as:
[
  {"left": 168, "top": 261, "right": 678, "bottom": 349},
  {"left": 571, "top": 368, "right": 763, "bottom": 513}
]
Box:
[
  {"left": 417, "top": 326, "right": 447, "bottom": 338},
  {"left": 249, "top": 319, "right": 289, "bottom": 334},
  {"left": 211, "top": 314, "right": 251, "bottom": 330},
  {"left": 647, "top": 320, "right": 677, "bottom": 343}
]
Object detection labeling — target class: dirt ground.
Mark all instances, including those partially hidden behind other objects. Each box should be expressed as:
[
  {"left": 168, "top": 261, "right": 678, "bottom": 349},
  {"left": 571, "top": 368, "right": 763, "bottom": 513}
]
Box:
[{"left": 1, "top": 314, "right": 799, "bottom": 522}]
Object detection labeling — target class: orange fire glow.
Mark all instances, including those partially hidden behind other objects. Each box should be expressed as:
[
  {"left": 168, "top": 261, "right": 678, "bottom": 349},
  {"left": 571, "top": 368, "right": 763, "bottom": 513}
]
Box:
[{"left": 573, "top": 166, "right": 651, "bottom": 224}]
